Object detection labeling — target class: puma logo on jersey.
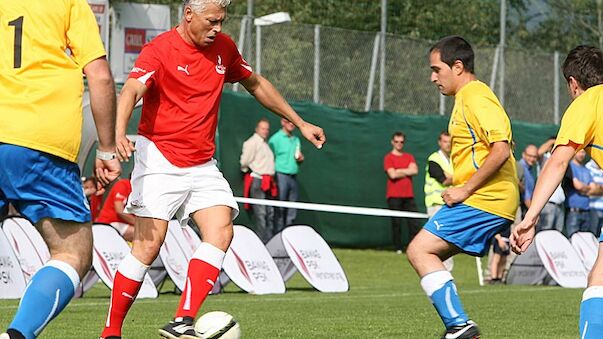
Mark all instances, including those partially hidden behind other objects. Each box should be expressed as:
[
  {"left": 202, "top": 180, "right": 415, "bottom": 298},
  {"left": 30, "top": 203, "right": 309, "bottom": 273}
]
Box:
[{"left": 177, "top": 65, "right": 190, "bottom": 75}]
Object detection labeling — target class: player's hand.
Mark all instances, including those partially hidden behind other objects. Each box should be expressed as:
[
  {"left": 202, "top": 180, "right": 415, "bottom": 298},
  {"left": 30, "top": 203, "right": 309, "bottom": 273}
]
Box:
[
  {"left": 116, "top": 134, "right": 136, "bottom": 162},
  {"left": 95, "top": 158, "right": 121, "bottom": 188},
  {"left": 298, "top": 121, "right": 326, "bottom": 149},
  {"left": 510, "top": 216, "right": 538, "bottom": 254},
  {"left": 441, "top": 186, "right": 470, "bottom": 206}
]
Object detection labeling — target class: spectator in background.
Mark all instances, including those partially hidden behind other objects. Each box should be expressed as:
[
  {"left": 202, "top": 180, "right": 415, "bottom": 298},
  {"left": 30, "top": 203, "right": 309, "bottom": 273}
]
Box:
[
  {"left": 269, "top": 118, "right": 303, "bottom": 234},
  {"left": 96, "top": 178, "right": 134, "bottom": 241},
  {"left": 384, "top": 131, "right": 419, "bottom": 253},
  {"left": 83, "top": 177, "right": 104, "bottom": 221},
  {"left": 567, "top": 150, "right": 594, "bottom": 236},
  {"left": 424, "top": 131, "right": 453, "bottom": 216},
  {"left": 536, "top": 137, "right": 566, "bottom": 233},
  {"left": 587, "top": 160, "right": 603, "bottom": 237},
  {"left": 517, "top": 144, "right": 539, "bottom": 214},
  {"left": 241, "top": 118, "right": 277, "bottom": 242}
]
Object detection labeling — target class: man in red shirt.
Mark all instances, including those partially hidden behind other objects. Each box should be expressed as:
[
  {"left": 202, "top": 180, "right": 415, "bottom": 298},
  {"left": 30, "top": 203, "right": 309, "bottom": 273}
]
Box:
[
  {"left": 100, "top": 1, "right": 326, "bottom": 338},
  {"left": 96, "top": 178, "right": 134, "bottom": 241},
  {"left": 384, "top": 131, "right": 420, "bottom": 253}
]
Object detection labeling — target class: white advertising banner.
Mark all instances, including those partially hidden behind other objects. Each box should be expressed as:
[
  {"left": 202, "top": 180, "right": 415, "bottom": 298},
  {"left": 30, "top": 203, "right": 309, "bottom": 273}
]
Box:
[
  {"left": 506, "top": 242, "right": 553, "bottom": 286},
  {"left": 92, "top": 224, "right": 157, "bottom": 298},
  {"left": 87, "top": 0, "right": 109, "bottom": 50},
  {"left": 571, "top": 232, "right": 599, "bottom": 271},
  {"left": 1, "top": 217, "right": 50, "bottom": 282},
  {"left": 159, "top": 220, "right": 196, "bottom": 291},
  {"left": 0, "top": 227, "right": 27, "bottom": 299},
  {"left": 536, "top": 230, "right": 587, "bottom": 288},
  {"left": 280, "top": 225, "right": 349, "bottom": 293},
  {"left": 110, "top": 3, "right": 171, "bottom": 83},
  {"left": 266, "top": 232, "right": 298, "bottom": 282},
  {"left": 222, "top": 225, "right": 285, "bottom": 294}
]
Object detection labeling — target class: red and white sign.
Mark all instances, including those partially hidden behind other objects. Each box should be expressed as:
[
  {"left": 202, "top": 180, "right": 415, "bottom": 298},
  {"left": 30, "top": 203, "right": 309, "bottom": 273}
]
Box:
[
  {"left": 110, "top": 3, "right": 170, "bottom": 82},
  {"left": 536, "top": 230, "right": 587, "bottom": 288},
  {"left": 280, "top": 225, "right": 348, "bottom": 292},
  {"left": 222, "top": 225, "right": 285, "bottom": 294},
  {"left": 571, "top": 232, "right": 599, "bottom": 271},
  {"left": 92, "top": 224, "right": 157, "bottom": 298},
  {"left": 0, "top": 227, "right": 27, "bottom": 299},
  {"left": 1, "top": 217, "right": 50, "bottom": 282},
  {"left": 87, "top": 0, "right": 109, "bottom": 50}
]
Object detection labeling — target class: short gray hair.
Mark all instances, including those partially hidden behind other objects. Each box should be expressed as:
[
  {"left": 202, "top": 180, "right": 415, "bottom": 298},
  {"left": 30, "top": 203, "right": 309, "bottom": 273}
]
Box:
[{"left": 183, "top": 0, "right": 231, "bottom": 13}]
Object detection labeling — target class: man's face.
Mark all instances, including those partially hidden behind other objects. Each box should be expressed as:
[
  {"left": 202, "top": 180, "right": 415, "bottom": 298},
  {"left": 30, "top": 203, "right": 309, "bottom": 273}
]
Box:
[
  {"left": 391, "top": 136, "right": 405, "bottom": 152},
  {"left": 185, "top": 4, "right": 226, "bottom": 48},
  {"left": 430, "top": 51, "right": 456, "bottom": 96},
  {"left": 83, "top": 180, "right": 96, "bottom": 197},
  {"left": 282, "top": 119, "right": 295, "bottom": 133},
  {"left": 438, "top": 135, "right": 452, "bottom": 154},
  {"left": 256, "top": 121, "right": 270, "bottom": 140},
  {"left": 575, "top": 149, "right": 587, "bottom": 163},
  {"left": 522, "top": 146, "right": 538, "bottom": 166}
]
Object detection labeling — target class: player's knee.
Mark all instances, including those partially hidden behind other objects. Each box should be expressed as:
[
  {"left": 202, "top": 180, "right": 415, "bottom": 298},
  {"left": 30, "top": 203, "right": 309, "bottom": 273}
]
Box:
[{"left": 406, "top": 240, "right": 422, "bottom": 267}]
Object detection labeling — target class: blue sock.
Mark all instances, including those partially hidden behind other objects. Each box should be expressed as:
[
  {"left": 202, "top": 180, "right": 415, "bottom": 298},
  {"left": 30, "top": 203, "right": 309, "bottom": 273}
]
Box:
[
  {"left": 8, "top": 260, "right": 79, "bottom": 339},
  {"left": 580, "top": 287, "right": 603, "bottom": 339},
  {"left": 421, "top": 270, "right": 469, "bottom": 328}
]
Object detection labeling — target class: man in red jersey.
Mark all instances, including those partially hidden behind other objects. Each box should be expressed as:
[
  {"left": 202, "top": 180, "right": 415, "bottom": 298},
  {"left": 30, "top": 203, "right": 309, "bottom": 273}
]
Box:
[
  {"left": 99, "top": 1, "right": 326, "bottom": 338},
  {"left": 384, "top": 131, "right": 420, "bottom": 253},
  {"left": 96, "top": 178, "right": 134, "bottom": 241}
]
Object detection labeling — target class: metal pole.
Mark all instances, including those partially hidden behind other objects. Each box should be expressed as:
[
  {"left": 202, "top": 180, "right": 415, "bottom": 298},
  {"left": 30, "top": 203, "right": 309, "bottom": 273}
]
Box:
[
  {"left": 489, "top": 45, "right": 500, "bottom": 88},
  {"left": 245, "top": 0, "right": 254, "bottom": 62},
  {"left": 499, "top": 0, "right": 506, "bottom": 106},
  {"left": 379, "top": 0, "right": 387, "bottom": 111},
  {"left": 255, "top": 25, "right": 261, "bottom": 75},
  {"left": 365, "top": 34, "right": 380, "bottom": 111},
  {"left": 439, "top": 94, "right": 445, "bottom": 115},
  {"left": 554, "top": 51, "right": 560, "bottom": 124},
  {"left": 233, "top": 16, "right": 248, "bottom": 92},
  {"left": 313, "top": 25, "right": 320, "bottom": 104}
]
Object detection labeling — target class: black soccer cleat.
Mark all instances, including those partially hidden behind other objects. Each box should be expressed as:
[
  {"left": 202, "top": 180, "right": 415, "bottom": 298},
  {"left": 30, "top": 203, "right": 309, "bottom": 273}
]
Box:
[
  {"left": 441, "top": 321, "right": 481, "bottom": 339},
  {"left": 159, "top": 316, "right": 199, "bottom": 339},
  {"left": 1, "top": 329, "right": 25, "bottom": 339}
]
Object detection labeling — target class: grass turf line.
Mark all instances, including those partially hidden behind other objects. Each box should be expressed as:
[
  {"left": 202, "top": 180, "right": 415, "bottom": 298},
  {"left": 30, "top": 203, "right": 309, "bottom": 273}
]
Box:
[{"left": 0, "top": 249, "right": 582, "bottom": 338}]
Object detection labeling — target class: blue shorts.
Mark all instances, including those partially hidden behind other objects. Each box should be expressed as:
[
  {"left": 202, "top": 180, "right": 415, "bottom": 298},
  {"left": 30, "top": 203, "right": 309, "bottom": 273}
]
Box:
[
  {"left": 423, "top": 203, "right": 512, "bottom": 256},
  {"left": 0, "top": 144, "right": 90, "bottom": 224}
]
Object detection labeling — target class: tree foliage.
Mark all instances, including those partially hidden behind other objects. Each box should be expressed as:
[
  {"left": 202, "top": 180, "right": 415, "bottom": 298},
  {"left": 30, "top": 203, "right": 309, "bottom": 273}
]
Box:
[{"left": 110, "top": 0, "right": 603, "bottom": 52}]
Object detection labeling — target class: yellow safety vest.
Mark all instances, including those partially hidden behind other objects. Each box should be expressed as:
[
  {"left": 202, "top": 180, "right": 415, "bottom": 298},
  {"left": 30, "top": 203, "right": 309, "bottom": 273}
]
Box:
[{"left": 424, "top": 150, "right": 453, "bottom": 207}]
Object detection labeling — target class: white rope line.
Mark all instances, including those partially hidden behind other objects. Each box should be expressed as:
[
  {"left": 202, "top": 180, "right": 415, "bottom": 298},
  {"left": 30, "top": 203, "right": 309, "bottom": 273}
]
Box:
[{"left": 234, "top": 197, "right": 429, "bottom": 219}]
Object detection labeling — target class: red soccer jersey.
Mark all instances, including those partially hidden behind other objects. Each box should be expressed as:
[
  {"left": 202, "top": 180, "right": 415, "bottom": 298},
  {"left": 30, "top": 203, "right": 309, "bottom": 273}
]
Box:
[
  {"left": 384, "top": 152, "right": 416, "bottom": 198},
  {"left": 128, "top": 29, "right": 252, "bottom": 167},
  {"left": 96, "top": 179, "right": 132, "bottom": 224}
]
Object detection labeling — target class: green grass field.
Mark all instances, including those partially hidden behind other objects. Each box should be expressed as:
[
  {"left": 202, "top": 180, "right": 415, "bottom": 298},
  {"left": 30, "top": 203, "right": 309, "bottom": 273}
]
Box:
[{"left": 0, "top": 249, "right": 583, "bottom": 338}]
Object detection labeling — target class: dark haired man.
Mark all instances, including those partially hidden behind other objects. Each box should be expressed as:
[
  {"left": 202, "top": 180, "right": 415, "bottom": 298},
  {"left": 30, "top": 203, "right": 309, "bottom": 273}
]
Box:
[
  {"left": 511, "top": 45, "right": 603, "bottom": 339},
  {"left": 407, "top": 36, "right": 518, "bottom": 339}
]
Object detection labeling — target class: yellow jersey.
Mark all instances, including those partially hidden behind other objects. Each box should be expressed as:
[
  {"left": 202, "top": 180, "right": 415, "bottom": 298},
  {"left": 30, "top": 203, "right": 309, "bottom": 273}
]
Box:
[
  {"left": 555, "top": 84, "right": 603, "bottom": 167},
  {"left": 0, "top": 0, "right": 106, "bottom": 162},
  {"left": 449, "top": 80, "right": 519, "bottom": 220}
]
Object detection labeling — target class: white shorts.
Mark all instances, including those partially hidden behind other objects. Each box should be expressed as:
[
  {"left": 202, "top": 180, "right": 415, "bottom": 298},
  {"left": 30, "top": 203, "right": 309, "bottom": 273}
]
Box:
[{"left": 124, "top": 136, "right": 239, "bottom": 225}]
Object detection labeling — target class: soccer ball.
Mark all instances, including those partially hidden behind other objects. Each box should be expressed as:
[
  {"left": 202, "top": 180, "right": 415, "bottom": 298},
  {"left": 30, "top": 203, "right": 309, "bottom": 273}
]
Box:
[{"left": 195, "top": 311, "right": 241, "bottom": 339}]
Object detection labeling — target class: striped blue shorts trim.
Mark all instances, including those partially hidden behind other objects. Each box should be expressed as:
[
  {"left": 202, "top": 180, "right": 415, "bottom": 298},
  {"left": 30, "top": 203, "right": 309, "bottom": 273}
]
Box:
[{"left": 423, "top": 203, "right": 512, "bottom": 256}]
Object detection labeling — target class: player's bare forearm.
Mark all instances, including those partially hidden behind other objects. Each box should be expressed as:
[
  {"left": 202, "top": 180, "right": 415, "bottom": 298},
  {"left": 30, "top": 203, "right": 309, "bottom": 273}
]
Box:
[
  {"left": 84, "top": 57, "right": 116, "bottom": 151},
  {"left": 116, "top": 79, "right": 145, "bottom": 135},
  {"left": 241, "top": 74, "right": 304, "bottom": 126},
  {"left": 523, "top": 144, "right": 576, "bottom": 223},
  {"left": 462, "top": 141, "right": 510, "bottom": 195}
]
